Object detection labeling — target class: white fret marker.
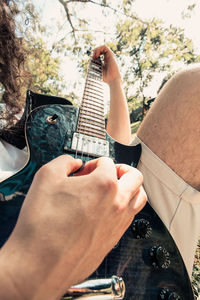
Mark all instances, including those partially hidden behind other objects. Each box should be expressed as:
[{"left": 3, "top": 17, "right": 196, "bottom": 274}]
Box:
[{"left": 71, "top": 133, "right": 109, "bottom": 157}]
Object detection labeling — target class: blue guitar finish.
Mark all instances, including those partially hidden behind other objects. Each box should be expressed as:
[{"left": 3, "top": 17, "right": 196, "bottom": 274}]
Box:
[{"left": 0, "top": 103, "right": 141, "bottom": 245}]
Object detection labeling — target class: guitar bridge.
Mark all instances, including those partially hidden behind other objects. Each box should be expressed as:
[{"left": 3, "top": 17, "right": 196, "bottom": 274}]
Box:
[{"left": 70, "top": 132, "right": 109, "bottom": 157}]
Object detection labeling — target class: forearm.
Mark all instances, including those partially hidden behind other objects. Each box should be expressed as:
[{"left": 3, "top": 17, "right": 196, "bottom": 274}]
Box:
[
  {"left": 0, "top": 232, "right": 76, "bottom": 300},
  {"left": 0, "top": 243, "right": 26, "bottom": 300},
  {"left": 106, "top": 78, "right": 131, "bottom": 145}
]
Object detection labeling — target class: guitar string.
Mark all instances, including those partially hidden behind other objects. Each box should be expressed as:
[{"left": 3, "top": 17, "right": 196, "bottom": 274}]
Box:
[
  {"left": 83, "top": 60, "right": 123, "bottom": 279},
  {"left": 76, "top": 58, "right": 105, "bottom": 162},
  {"left": 75, "top": 59, "right": 110, "bottom": 278}
]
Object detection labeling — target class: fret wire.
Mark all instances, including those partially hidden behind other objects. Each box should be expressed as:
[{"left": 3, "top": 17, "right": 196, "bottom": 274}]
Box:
[
  {"left": 83, "top": 98, "right": 104, "bottom": 109},
  {"left": 78, "top": 130, "right": 105, "bottom": 139},
  {"left": 80, "top": 107, "right": 104, "bottom": 118},
  {"left": 79, "top": 107, "right": 104, "bottom": 117},
  {"left": 83, "top": 94, "right": 104, "bottom": 104},
  {"left": 78, "top": 118, "right": 104, "bottom": 126},
  {"left": 84, "top": 82, "right": 103, "bottom": 96},
  {"left": 88, "top": 69, "right": 102, "bottom": 76},
  {"left": 85, "top": 82, "right": 103, "bottom": 93},
  {"left": 84, "top": 85, "right": 103, "bottom": 97},
  {"left": 88, "top": 70, "right": 102, "bottom": 75},
  {"left": 78, "top": 118, "right": 105, "bottom": 128},
  {"left": 79, "top": 114, "right": 105, "bottom": 123},
  {"left": 78, "top": 126, "right": 106, "bottom": 136},
  {"left": 80, "top": 109, "right": 104, "bottom": 119},
  {"left": 80, "top": 105, "right": 104, "bottom": 114},
  {"left": 91, "top": 60, "right": 102, "bottom": 67},
  {"left": 79, "top": 113, "right": 104, "bottom": 122},
  {"left": 77, "top": 124, "right": 105, "bottom": 132},
  {"left": 87, "top": 75, "right": 102, "bottom": 83},
  {"left": 82, "top": 100, "right": 104, "bottom": 107},
  {"left": 78, "top": 120, "right": 104, "bottom": 129},
  {"left": 82, "top": 99, "right": 104, "bottom": 109},
  {"left": 80, "top": 106, "right": 103, "bottom": 114},
  {"left": 86, "top": 79, "right": 102, "bottom": 89},
  {"left": 84, "top": 85, "right": 103, "bottom": 96},
  {"left": 81, "top": 102, "right": 104, "bottom": 116},
  {"left": 88, "top": 75, "right": 102, "bottom": 81},
  {"left": 77, "top": 57, "right": 106, "bottom": 139},
  {"left": 82, "top": 97, "right": 104, "bottom": 106},
  {"left": 90, "top": 60, "right": 102, "bottom": 67},
  {"left": 89, "top": 66, "right": 102, "bottom": 73}
]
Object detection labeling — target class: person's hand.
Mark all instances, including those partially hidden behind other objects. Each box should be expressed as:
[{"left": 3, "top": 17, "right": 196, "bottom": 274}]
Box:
[
  {"left": 0, "top": 155, "right": 146, "bottom": 300},
  {"left": 93, "top": 45, "right": 121, "bottom": 85}
]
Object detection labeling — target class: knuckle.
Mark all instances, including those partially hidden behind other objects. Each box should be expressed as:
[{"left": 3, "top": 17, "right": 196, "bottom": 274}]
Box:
[
  {"left": 134, "top": 168, "right": 143, "bottom": 185},
  {"left": 113, "top": 198, "right": 126, "bottom": 215},
  {"left": 36, "top": 163, "right": 54, "bottom": 180},
  {"left": 96, "top": 175, "right": 117, "bottom": 194}
]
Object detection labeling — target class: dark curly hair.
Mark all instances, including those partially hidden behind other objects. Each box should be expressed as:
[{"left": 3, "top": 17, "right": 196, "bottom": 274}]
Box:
[{"left": 0, "top": 0, "right": 29, "bottom": 128}]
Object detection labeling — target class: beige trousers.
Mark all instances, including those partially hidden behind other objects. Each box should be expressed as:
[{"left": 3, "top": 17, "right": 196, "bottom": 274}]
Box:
[{"left": 132, "top": 135, "right": 200, "bottom": 277}]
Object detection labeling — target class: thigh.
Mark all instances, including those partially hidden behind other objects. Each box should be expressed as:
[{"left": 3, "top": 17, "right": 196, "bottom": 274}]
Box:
[{"left": 137, "top": 65, "right": 200, "bottom": 191}]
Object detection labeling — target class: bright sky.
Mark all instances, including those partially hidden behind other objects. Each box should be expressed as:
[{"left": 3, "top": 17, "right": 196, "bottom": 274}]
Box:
[
  {"left": 31, "top": 0, "right": 200, "bottom": 98},
  {"left": 133, "top": 0, "right": 200, "bottom": 51},
  {"left": 34, "top": 0, "right": 200, "bottom": 49}
]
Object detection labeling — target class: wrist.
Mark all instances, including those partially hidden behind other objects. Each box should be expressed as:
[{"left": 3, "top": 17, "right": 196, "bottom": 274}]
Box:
[
  {"left": 0, "top": 235, "right": 48, "bottom": 300},
  {"left": 107, "top": 77, "right": 123, "bottom": 88},
  {"left": 0, "top": 245, "right": 23, "bottom": 300}
]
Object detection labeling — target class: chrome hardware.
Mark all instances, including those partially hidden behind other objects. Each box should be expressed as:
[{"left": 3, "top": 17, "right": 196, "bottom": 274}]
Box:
[
  {"left": 62, "top": 276, "right": 125, "bottom": 299},
  {"left": 46, "top": 114, "right": 58, "bottom": 124},
  {"left": 71, "top": 132, "right": 109, "bottom": 157}
]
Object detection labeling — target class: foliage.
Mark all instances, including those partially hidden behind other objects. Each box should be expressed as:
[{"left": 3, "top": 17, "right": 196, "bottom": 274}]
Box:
[
  {"left": 13, "top": 1, "right": 77, "bottom": 103},
  {"left": 192, "top": 240, "right": 200, "bottom": 299},
  {"left": 25, "top": 37, "right": 66, "bottom": 96},
  {"left": 56, "top": 0, "right": 200, "bottom": 112},
  {"left": 112, "top": 17, "right": 200, "bottom": 104},
  {"left": 13, "top": 0, "right": 200, "bottom": 110}
]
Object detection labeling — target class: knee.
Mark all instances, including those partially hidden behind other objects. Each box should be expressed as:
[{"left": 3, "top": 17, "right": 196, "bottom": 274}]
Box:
[{"left": 160, "top": 64, "right": 200, "bottom": 101}]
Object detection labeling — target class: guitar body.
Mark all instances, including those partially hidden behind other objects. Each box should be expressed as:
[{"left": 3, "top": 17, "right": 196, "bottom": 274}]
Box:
[{"left": 0, "top": 101, "right": 194, "bottom": 299}]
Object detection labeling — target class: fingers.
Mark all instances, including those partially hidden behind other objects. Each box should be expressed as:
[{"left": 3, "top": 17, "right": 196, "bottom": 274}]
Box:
[
  {"left": 116, "top": 164, "right": 143, "bottom": 199},
  {"left": 38, "top": 155, "right": 83, "bottom": 178},
  {"left": 93, "top": 45, "right": 112, "bottom": 60},
  {"left": 129, "top": 186, "right": 147, "bottom": 215},
  {"left": 74, "top": 157, "right": 117, "bottom": 179}
]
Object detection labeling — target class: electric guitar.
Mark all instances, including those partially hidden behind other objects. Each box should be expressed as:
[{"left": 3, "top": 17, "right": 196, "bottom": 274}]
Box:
[{"left": 0, "top": 57, "right": 195, "bottom": 299}]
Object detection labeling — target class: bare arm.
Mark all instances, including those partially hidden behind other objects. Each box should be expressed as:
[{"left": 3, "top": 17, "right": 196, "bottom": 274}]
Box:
[{"left": 93, "top": 45, "right": 131, "bottom": 145}]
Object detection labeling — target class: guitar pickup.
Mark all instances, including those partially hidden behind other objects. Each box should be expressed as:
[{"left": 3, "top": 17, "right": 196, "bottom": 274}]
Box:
[{"left": 70, "top": 132, "right": 109, "bottom": 157}]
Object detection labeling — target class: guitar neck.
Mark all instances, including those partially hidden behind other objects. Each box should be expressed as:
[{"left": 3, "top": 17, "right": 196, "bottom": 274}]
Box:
[{"left": 77, "top": 58, "right": 106, "bottom": 139}]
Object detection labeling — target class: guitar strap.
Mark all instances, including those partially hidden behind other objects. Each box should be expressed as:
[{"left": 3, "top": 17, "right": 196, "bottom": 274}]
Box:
[{"left": 0, "top": 90, "right": 72, "bottom": 149}]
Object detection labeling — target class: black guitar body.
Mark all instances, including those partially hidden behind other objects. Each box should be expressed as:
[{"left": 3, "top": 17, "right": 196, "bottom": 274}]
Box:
[{"left": 0, "top": 91, "right": 194, "bottom": 299}]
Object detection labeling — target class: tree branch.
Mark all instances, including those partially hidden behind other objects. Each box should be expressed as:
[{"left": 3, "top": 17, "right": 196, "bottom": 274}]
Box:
[
  {"left": 66, "top": 0, "right": 148, "bottom": 25},
  {"left": 58, "top": 0, "right": 77, "bottom": 40}
]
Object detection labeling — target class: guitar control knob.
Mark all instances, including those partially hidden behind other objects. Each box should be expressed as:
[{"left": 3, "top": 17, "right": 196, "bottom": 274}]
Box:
[
  {"left": 149, "top": 246, "right": 170, "bottom": 269},
  {"left": 159, "top": 288, "right": 180, "bottom": 300},
  {"left": 132, "top": 219, "right": 152, "bottom": 239}
]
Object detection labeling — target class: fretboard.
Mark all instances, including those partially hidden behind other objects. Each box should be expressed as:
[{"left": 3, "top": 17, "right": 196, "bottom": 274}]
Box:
[{"left": 76, "top": 58, "right": 106, "bottom": 139}]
